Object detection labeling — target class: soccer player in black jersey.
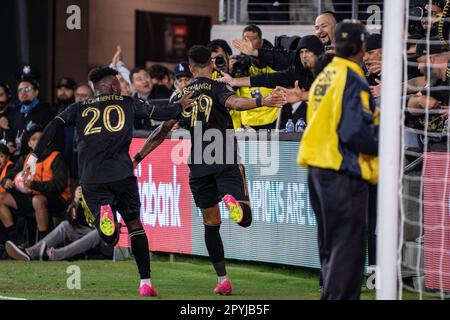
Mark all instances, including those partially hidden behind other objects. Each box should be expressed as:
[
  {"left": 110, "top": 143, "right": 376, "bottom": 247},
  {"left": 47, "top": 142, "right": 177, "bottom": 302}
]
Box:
[
  {"left": 25, "top": 67, "right": 193, "bottom": 297},
  {"left": 132, "top": 45, "right": 285, "bottom": 295}
]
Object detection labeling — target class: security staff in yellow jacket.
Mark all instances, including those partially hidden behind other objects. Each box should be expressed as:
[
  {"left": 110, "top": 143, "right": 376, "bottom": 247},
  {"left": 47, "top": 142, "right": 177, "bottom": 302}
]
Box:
[
  {"left": 236, "top": 64, "right": 278, "bottom": 130},
  {"left": 298, "top": 21, "right": 378, "bottom": 300}
]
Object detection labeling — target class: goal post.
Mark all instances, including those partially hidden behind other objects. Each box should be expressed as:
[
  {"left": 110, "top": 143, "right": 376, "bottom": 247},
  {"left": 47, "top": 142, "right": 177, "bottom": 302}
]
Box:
[{"left": 376, "top": 0, "right": 407, "bottom": 300}]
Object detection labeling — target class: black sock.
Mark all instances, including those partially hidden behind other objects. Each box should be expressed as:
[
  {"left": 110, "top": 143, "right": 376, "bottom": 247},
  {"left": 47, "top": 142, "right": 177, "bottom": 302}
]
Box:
[
  {"left": 204, "top": 224, "right": 226, "bottom": 276},
  {"left": 38, "top": 230, "right": 49, "bottom": 241},
  {"left": 238, "top": 202, "right": 252, "bottom": 228},
  {"left": 5, "top": 225, "right": 18, "bottom": 243},
  {"left": 129, "top": 228, "right": 151, "bottom": 279}
]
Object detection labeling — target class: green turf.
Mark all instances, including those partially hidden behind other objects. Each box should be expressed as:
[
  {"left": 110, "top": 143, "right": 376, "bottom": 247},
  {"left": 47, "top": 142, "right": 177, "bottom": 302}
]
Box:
[{"left": 0, "top": 254, "right": 436, "bottom": 300}]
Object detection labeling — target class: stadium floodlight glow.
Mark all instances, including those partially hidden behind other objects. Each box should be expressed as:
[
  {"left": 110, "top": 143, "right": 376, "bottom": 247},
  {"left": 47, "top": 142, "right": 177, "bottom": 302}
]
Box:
[{"left": 376, "top": 0, "right": 406, "bottom": 300}]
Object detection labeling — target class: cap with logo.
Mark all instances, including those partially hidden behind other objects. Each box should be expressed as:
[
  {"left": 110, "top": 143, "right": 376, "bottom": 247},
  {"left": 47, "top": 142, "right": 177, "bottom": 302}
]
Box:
[
  {"left": 335, "top": 20, "right": 369, "bottom": 47},
  {"left": 174, "top": 61, "right": 192, "bottom": 78},
  {"left": 17, "top": 65, "right": 41, "bottom": 89}
]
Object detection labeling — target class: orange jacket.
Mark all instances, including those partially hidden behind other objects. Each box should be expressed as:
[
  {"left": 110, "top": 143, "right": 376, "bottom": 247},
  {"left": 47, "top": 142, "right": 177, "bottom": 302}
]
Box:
[
  {"left": 25, "top": 151, "right": 71, "bottom": 201},
  {"left": 0, "top": 160, "right": 14, "bottom": 193}
]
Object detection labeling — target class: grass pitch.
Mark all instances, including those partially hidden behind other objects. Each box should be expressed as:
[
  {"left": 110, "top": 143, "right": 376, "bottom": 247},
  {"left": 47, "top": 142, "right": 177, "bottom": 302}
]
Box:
[{"left": 0, "top": 254, "right": 428, "bottom": 300}]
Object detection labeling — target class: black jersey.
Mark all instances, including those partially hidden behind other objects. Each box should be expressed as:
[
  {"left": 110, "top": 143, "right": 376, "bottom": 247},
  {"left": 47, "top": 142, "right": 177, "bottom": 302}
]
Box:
[
  {"left": 54, "top": 94, "right": 180, "bottom": 184},
  {"left": 171, "top": 77, "right": 236, "bottom": 177}
]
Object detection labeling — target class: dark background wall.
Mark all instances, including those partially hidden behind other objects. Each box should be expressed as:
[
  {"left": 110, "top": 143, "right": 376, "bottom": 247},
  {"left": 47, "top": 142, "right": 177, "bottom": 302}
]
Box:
[
  {"left": 0, "top": 0, "right": 89, "bottom": 104},
  {"left": 0, "top": 0, "right": 50, "bottom": 101}
]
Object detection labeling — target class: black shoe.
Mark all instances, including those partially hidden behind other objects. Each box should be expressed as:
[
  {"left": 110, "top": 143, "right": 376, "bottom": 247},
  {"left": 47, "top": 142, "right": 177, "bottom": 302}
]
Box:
[
  {"left": 39, "top": 241, "right": 48, "bottom": 261},
  {"left": 5, "top": 241, "right": 31, "bottom": 261}
]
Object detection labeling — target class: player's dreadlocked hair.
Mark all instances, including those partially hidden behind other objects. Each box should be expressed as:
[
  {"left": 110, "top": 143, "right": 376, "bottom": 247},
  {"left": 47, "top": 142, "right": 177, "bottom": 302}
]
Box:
[
  {"left": 187, "top": 45, "right": 211, "bottom": 68},
  {"left": 88, "top": 67, "right": 118, "bottom": 84}
]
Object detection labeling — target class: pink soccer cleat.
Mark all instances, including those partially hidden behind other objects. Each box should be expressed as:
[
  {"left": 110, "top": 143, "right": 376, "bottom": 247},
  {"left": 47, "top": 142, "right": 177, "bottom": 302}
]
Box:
[
  {"left": 214, "top": 279, "right": 233, "bottom": 296},
  {"left": 139, "top": 284, "right": 158, "bottom": 297},
  {"left": 223, "top": 194, "right": 243, "bottom": 224}
]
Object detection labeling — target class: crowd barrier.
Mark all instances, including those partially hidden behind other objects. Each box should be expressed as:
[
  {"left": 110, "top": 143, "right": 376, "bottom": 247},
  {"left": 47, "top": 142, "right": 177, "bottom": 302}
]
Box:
[{"left": 116, "top": 131, "right": 320, "bottom": 269}]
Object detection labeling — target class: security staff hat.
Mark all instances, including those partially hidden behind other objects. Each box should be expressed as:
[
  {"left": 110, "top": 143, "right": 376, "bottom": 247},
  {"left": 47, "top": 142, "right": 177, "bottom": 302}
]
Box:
[{"left": 335, "top": 20, "right": 369, "bottom": 47}]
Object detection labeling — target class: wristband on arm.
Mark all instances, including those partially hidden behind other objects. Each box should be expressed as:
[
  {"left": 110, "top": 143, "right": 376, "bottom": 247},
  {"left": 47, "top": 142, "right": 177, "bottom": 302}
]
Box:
[{"left": 133, "top": 152, "right": 143, "bottom": 164}]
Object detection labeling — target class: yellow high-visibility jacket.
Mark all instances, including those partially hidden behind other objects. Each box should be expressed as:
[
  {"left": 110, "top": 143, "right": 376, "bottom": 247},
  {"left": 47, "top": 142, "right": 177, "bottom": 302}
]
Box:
[
  {"left": 298, "top": 57, "right": 379, "bottom": 184},
  {"left": 237, "top": 65, "right": 278, "bottom": 127}
]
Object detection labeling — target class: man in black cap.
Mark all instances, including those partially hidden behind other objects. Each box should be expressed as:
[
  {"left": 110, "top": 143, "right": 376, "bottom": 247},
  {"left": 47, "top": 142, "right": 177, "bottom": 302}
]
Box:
[
  {"left": 363, "top": 33, "right": 382, "bottom": 92},
  {"left": 173, "top": 61, "right": 193, "bottom": 92},
  {"left": 297, "top": 20, "right": 378, "bottom": 300},
  {"left": 55, "top": 77, "right": 77, "bottom": 115},
  {"left": 7, "top": 67, "right": 53, "bottom": 158}
]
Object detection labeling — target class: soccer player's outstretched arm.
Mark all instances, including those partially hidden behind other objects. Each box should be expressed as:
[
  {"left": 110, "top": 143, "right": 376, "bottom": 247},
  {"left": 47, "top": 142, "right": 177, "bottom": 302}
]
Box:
[
  {"left": 132, "top": 120, "right": 177, "bottom": 168},
  {"left": 224, "top": 91, "right": 286, "bottom": 111},
  {"left": 26, "top": 103, "right": 77, "bottom": 173},
  {"left": 134, "top": 93, "right": 194, "bottom": 121}
]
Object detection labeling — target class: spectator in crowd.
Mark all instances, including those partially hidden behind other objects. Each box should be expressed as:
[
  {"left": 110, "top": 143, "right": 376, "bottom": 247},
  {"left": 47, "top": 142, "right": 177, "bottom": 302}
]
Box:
[
  {"left": 363, "top": 33, "right": 382, "bottom": 101},
  {"left": 173, "top": 61, "right": 193, "bottom": 92},
  {"left": 148, "top": 64, "right": 173, "bottom": 98},
  {"left": 231, "top": 25, "right": 279, "bottom": 130},
  {"left": 420, "top": 0, "right": 446, "bottom": 36},
  {"left": 406, "top": 34, "right": 427, "bottom": 92},
  {"left": 53, "top": 77, "right": 78, "bottom": 156},
  {"left": 110, "top": 45, "right": 132, "bottom": 90},
  {"left": 74, "top": 84, "right": 94, "bottom": 103},
  {"left": 209, "top": 39, "right": 234, "bottom": 77},
  {"left": 0, "top": 83, "right": 20, "bottom": 145},
  {"left": 54, "top": 77, "right": 76, "bottom": 114},
  {"left": 117, "top": 74, "right": 132, "bottom": 96},
  {"left": 7, "top": 68, "right": 53, "bottom": 158},
  {"left": 130, "top": 67, "right": 152, "bottom": 101},
  {"left": 315, "top": 11, "right": 339, "bottom": 48},
  {"left": 224, "top": 35, "right": 323, "bottom": 129},
  {"left": 129, "top": 68, "right": 153, "bottom": 130},
  {"left": 230, "top": 35, "right": 322, "bottom": 87},
  {"left": 407, "top": 38, "right": 450, "bottom": 151},
  {"left": 208, "top": 39, "right": 243, "bottom": 129},
  {"left": 297, "top": 21, "right": 378, "bottom": 299},
  {"left": 5, "top": 186, "right": 110, "bottom": 261},
  {"left": 0, "top": 125, "right": 71, "bottom": 244}
]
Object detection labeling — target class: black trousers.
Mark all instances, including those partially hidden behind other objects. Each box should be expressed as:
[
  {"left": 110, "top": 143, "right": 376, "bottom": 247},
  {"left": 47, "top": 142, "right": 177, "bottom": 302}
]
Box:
[{"left": 308, "top": 167, "right": 369, "bottom": 300}]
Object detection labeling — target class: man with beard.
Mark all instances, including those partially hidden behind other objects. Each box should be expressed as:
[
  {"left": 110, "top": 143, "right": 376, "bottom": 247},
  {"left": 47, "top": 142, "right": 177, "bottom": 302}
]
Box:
[
  {"left": 7, "top": 71, "right": 53, "bottom": 158},
  {"left": 314, "top": 11, "right": 338, "bottom": 50},
  {"left": 54, "top": 77, "right": 77, "bottom": 114},
  {"left": 52, "top": 77, "right": 78, "bottom": 155}
]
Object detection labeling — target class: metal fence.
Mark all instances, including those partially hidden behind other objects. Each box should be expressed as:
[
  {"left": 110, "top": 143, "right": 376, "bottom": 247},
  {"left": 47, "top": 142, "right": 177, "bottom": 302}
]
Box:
[{"left": 219, "top": 0, "right": 384, "bottom": 25}]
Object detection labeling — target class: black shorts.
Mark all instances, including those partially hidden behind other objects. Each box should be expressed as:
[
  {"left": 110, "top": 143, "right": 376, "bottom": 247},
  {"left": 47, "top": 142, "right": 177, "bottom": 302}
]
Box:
[
  {"left": 189, "top": 164, "right": 249, "bottom": 209},
  {"left": 80, "top": 176, "right": 141, "bottom": 224}
]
